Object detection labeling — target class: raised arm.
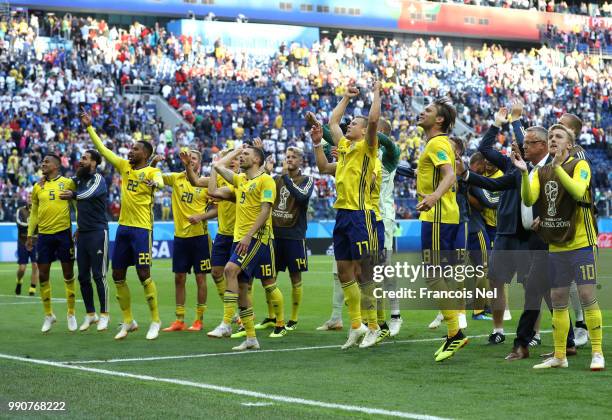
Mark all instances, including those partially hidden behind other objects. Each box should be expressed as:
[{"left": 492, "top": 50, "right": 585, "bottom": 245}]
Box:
[
  {"left": 329, "top": 86, "right": 359, "bottom": 145},
  {"left": 379, "top": 132, "right": 400, "bottom": 171},
  {"left": 179, "top": 151, "right": 209, "bottom": 187},
  {"left": 81, "top": 112, "right": 122, "bottom": 168},
  {"left": 366, "top": 82, "right": 381, "bottom": 149},
  {"left": 478, "top": 108, "right": 511, "bottom": 172},
  {"left": 311, "top": 124, "right": 337, "bottom": 175},
  {"left": 510, "top": 98, "right": 525, "bottom": 146},
  {"left": 212, "top": 148, "right": 242, "bottom": 185}
]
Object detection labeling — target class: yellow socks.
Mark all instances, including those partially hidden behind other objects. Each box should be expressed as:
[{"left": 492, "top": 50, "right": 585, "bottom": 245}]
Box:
[
  {"left": 196, "top": 304, "right": 207, "bottom": 321},
  {"left": 584, "top": 301, "right": 603, "bottom": 354},
  {"left": 360, "top": 281, "right": 377, "bottom": 330},
  {"left": 291, "top": 281, "right": 303, "bottom": 321},
  {"left": 341, "top": 280, "right": 361, "bottom": 329},
  {"left": 223, "top": 291, "right": 238, "bottom": 324},
  {"left": 552, "top": 307, "right": 570, "bottom": 359},
  {"left": 115, "top": 280, "right": 133, "bottom": 324},
  {"left": 142, "top": 278, "right": 160, "bottom": 323},
  {"left": 264, "top": 283, "right": 284, "bottom": 327},
  {"left": 214, "top": 276, "right": 226, "bottom": 302},
  {"left": 442, "top": 310, "right": 459, "bottom": 338},
  {"left": 64, "top": 278, "right": 76, "bottom": 316},
  {"left": 40, "top": 281, "right": 52, "bottom": 316},
  {"left": 175, "top": 304, "right": 185, "bottom": 322},
  {"left": 376, "top": 299, "right": 386, "bottom": 325},
  {"left": 240, "top": 307, "right": 255, "bottom": 338}
]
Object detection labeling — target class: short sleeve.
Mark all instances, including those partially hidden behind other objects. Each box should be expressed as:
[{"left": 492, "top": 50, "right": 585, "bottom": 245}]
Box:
[
  {"left": 67, "top": 178, "right": 77, "bottom": 191},
  {"left": 427, "top": 139, "right": 452, "bottom": 167},
  {"left": 31, "top": 184, "right": 39, "bottom": 204},
  {"left": 260, "top": 176, "right": 276, "bottom": 204},
  {"left": 150, "top": 169, "right": 164, "bottom": 187}
]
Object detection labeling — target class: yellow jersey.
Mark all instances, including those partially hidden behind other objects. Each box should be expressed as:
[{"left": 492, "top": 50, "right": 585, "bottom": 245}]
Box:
[
  {"left": 370, "top": 158, "right": 382, "bottom": 221},
  {"left": 217, "top": 175, "right": 236, "bottom": 236},
  {"left": 232, "top": 172, "right": 276, "bottom": 244},
  {"left": 524, "top": 158, "right": 597, "bottom": 252},
  {"left": 416, "top": 134, "right": 459, "bottom": 224},
  {"left": 334, "top": 137, "right": 378, "bottom": 210},
  {"left": 482, "top": 169, "right": 502, "bottom": 227},
  {"left": 87, "top": 126, "right": 163, "bottom": 230},
  {"left": 28, "top": 176, "right": 76, "bottom": 235},
  {"left": 163, "top": 172, "right": 209, "bottom": 238}
]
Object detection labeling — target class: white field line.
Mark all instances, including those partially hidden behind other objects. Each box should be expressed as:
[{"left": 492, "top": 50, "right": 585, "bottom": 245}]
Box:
[
  {"left": 62, "top": 330, "right": 557, "bottom": 365},
  {"left": 0, "top": 353, "right": 451, "bottom": 420},
  {"left": 0, "top": 294, "right": 83, "bottom": 303},
  {"left": 0, "top": 302, "right": 41, "bottom": 305},
  {"left": 62, "top": 325, "right": 612, "bottom": 365}
]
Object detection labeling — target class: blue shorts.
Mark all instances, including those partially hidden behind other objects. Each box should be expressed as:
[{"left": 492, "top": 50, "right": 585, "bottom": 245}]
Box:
[
  {"left": 485, "top": 224, "right": 496, "bottom": 249},
  {"left": 37, "top": 229, "right": 74, "bottom": 264},
  {"left": 211, "top": 233, "right": 234, "bottom": 267},
  {"left": 173, "top": 235, "right": 211, "bottom": 274},
  {"left": 454, "top": 222, "right": 468, "bottom": 265},
  {"left": 549, "top": 246, "right": 598, "bottom": 288},
  {"left": 274, "top": 238, "right": 308, "bottom": 273},
  {"left": 229, "top": 238, "right": 275, "bottom": 282},
  {"left": 374, "top": 219, "right": 385, "bottom": 264},
  {"left": 112, "top": 225, "right": 152, "bottom": 270},
  {"left": 333, "top": 209, "right": 374, "bottom": 261},
  {"left": 421, "top": 222, "right": 458, "bottom": 267},
  {"left": 17, "top": 242, "right": 37, "bottom": 264},
  {"left": 467, "top": 229, "right": 490, "bottom": 268}
]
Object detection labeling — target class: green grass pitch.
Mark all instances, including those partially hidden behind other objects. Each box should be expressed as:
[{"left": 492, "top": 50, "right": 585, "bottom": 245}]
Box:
[{"left": 0, "top": 253, "right": 611, "bottom": 419}]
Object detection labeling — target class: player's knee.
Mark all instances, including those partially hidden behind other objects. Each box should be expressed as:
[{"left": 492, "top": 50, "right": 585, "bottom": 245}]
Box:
[
  {"left": 550, "top": 287, "right": 568, "bottom": 306},
  {"left": 136, "top": 268, "right": 151, "bottom": 282},
  {"left": 211, "top": 266, "right": 224, "bottom": 280},
  {"left": 578, "top": 285, "right": 595, "bottom": 306},
  {"left": 174, "top": 273, "right": 186, "bottom": 285},
  {"left": 224, "top": 264, "right": 238, "bottom": 280}
]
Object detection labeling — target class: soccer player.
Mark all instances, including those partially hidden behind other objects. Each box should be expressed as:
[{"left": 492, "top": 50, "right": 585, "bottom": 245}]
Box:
[
  {"left": 15, "top": 198, "right": 38, "bottom": 296},
  {"left": 312, "top": 81, "right": 381, "bottom": 349},
  {"left": 82, "top": 112, "right": 164, "bottom": 340},
  {"left": 464, "top": 153, "right": 494, "bottom": 321},
  {"left": 26, "top": 154, "right": 77, "bottom": 333},
  {"left": 213, "top": 146, "right": 279, "bottom": 350},
  {"left": 62, "top": 150, "right": 110, "bottom": 332},
  {"left": 204, "top": 150, "right": 242, "bottom": 338},
  {"left": 415, "top": 97, "right": 467, "bottom": 362},
  {"left": 514, "top": 124, "right": 604, "bottom": 371},
  {"left": 154, "top": 150, "right": 217, "bottom": 332},
  {"left": 370, "top": 118, "right": 402, "bottom": 338},
  {"left": 269, "top": 147, "right": 314, "bottom": 331}
]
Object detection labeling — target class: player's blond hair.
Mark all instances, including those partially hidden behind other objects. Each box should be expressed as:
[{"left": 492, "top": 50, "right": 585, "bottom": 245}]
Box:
[
  {"left": 549, "top": 124, "right": 576, "bottom": 145},
  {"left": 286, "top": 146, "right": 304, "bottom": 160}
]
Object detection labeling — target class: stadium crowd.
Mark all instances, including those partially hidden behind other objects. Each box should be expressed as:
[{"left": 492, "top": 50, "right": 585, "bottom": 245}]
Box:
[
  {"left": 433, "top": 0, "right": 612, "bottom": 17},
  {"left": 0, "top": 12, "right": 610, "bottom": 222}
]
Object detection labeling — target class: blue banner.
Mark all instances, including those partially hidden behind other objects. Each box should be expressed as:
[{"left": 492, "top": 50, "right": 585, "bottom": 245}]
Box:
[
  {"left": 166, "top": 20, "right": 319, "bottom": 55},
  {"left": 1, "top": 219, "right": 611, "bottom": 261}
]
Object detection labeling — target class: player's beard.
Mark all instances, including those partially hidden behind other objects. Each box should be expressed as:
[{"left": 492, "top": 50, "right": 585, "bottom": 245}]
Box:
[{"left": 76, "top": 166, "right": 91, "bottom": 178}]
